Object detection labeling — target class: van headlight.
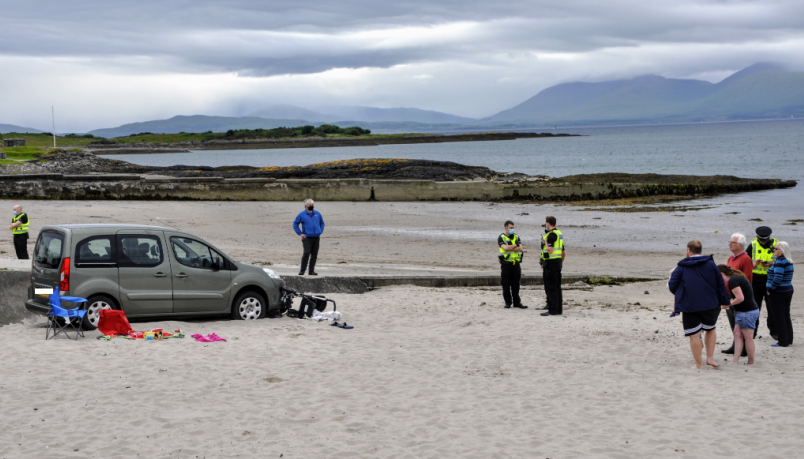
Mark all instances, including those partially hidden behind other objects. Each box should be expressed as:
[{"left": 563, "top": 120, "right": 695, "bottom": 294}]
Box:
[{"left": 262, "top": 268, "right": 281, "bottom": 279}]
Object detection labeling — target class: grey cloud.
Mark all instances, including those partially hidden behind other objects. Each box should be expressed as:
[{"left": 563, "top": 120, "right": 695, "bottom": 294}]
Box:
[{"left": 2, "top": 0, "right": 804, "bottom": 76}]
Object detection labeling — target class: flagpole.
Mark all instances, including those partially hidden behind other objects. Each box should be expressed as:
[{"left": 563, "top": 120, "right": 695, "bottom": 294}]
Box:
[{"left": 51, "top": 106, "right": 56, "bottom": 148}]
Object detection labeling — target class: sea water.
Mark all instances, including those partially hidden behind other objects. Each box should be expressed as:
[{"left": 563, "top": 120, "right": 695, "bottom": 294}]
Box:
[{"left": 102, "top": 119, "right": 803, "bottom": 219}]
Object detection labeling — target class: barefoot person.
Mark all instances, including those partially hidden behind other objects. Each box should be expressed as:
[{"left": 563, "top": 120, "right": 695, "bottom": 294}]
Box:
[
  {"left": 668, "top": 241, "right": 730, "bottom": 369},
  {"left": 723, "top": 233, "right": 753, "bottom": 356},
  {"left": 718, "top": 265, "right": 758, "bottom": 364}
]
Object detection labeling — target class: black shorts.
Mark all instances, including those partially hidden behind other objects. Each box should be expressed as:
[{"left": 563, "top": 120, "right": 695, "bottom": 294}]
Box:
[{"left": 682, "top": 308, "right": 721, "bottom": 336}]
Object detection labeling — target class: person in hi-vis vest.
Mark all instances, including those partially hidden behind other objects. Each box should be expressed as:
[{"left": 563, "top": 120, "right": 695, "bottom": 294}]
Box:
[
  {"left": 9, "top": 204, "right": 29, "bottom": 260},
  {"left": 750, "top": 226, "right": 779, "bottom": 340},
  {"left": 498, "top": 220, "right": 528, "bottom": 309},
  {"left": 540, "top": 216, "right": 565, "bottom": 316}
]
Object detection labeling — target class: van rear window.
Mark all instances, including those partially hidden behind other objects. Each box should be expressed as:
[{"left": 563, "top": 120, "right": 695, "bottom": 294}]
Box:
[
  {"left": 76, "top": 236, "right": 116, "bottom": 266},
  {"left": 34, "top": 232, "right": 64, "bottom": 269}
]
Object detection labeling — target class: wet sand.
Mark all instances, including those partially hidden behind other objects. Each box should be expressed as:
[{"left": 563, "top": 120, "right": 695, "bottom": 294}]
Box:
[{"left": 3, "top": 198, "right": 800, "bottom": 277}]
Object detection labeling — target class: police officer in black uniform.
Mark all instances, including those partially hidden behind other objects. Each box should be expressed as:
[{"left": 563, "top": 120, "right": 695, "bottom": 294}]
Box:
[
  {"left": 9, "top": 204, "right": 29, "bottom": 259},
  {"left": 540, "top": 216, "right": 565, "bottom": 316},
  {"left": 498, "top": 220, "right": 527, "bottom": 309},
  {"left": 750, "top": 226, "right": 778, "bottom": 340}
]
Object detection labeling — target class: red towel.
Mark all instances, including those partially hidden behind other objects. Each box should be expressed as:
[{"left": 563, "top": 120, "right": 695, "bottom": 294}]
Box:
[{"left": 98, "top": 309, "right": 134, "bottom": 336}]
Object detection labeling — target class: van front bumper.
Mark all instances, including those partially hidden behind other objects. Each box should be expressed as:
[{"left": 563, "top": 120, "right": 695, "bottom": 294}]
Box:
[{"left": 25, "top": 299, "right": 50, "bottom": 315}]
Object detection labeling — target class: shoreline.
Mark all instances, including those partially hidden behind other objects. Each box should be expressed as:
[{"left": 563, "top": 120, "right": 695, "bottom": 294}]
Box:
[{"left": 84, "top": 131, "right": 579, "bottom": 154}]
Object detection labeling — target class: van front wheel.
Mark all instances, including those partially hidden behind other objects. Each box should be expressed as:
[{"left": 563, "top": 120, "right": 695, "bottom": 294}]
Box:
[
  {"left": 83, "top": 295, "right": 116, "bottom": 330},
  {"left": 231, "top": 291, "right": 265, "bottom": 320}
]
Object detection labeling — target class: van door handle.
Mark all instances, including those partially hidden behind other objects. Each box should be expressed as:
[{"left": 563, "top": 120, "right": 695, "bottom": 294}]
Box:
[
  {"left": 153, "top": 272, "right": 167, "bottom": 278},
  {"left": 175, "top": 273, "right": 188, "bottom": 278}
]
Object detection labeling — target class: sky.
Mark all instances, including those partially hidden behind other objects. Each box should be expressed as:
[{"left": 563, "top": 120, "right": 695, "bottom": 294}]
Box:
[{"left": 2, "top": 0, "right": 804, "bottom": 132}]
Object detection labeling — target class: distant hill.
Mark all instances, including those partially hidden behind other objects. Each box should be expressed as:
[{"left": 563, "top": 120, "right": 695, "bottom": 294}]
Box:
[
  {"left": 315, "top": 105, "right": 476, "bottom": 124},
  {"left": 484, "top": 63, "right": 804, "bottom": 125},
  {"left": 248, "top": 105, "right": 331, "bottom": 121},
  {"left": 0, "top": 123, "right": 43, "bottom": 134},
  {"left": 90, "top": 115, "right": 477, "bottom": 138},
  {"left": 247, "top": 104, "right": 475, "bottom": 124},
  {"left": 89, "top": 115, "right": 315, "bottom": 138}
]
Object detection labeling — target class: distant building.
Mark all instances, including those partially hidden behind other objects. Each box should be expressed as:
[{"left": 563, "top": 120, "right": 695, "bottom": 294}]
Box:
[{"left": 2, "top": 139, "right": 26, "bottom": 147}]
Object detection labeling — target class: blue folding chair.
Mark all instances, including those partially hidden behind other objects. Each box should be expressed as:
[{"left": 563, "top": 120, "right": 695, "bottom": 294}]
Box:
[{"left": 46, "top": 288, "right": 89, "bottom": 340}]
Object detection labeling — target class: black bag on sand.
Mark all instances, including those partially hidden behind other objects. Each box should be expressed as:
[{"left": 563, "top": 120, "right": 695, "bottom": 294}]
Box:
[{"left": 297, "top": 296, "right": 335, "bottom": 318}]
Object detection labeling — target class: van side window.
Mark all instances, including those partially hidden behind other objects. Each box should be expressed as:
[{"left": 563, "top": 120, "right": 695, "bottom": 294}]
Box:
[
  {"left": 117, "top": 235, "right": 164, "bottom": 268},
  {"left": 34, "top": 232, "right": 64, "bottom": 269},
  {"left": 76, "top": 236, "right": 116, "bottom": 267},
  {"left": 170, "top": 237, "right": 224, "bottom": 269}
]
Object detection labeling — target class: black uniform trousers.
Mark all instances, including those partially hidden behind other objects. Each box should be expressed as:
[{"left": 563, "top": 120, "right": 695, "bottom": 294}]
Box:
[
  {"left": 768, "top": 290, "right": 794, "bottom": 347},
  {"left": 500, "top": 261, "right": 521, "bottom": 306},
  {"left": 13, "top": 233, "right": 29, "bottom": 259},
  {"left": 752, "top": 275, "right": 775, "bottom": 337},
  {"left": 543, "top": 259, "right": 563, "bottom": 314},
  {"left": 299, "top": 236, "right": 320, "bottom": 273}
]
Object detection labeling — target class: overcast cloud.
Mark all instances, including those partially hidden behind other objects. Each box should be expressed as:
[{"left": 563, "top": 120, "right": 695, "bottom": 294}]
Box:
[{"left": 2, "top": 0, "right": 804, "bottom": 131}]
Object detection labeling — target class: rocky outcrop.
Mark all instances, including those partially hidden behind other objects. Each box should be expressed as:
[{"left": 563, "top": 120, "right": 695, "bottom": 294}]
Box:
[{"left": 0, "top": 151, "right": 796, "bottom": 202}]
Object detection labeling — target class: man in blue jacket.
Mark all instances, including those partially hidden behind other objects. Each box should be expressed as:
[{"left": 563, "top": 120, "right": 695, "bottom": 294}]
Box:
[
  {"left": 293, "top": 199, "right": 325, "bottom": 275},
  {"left": 668, "top": 240, "right": 730, "bottom": 369}
]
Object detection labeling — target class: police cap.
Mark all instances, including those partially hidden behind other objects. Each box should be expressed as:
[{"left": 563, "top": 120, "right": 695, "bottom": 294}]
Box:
[{"left": 755, "top": 226, "right": 773, "bottom": 238}]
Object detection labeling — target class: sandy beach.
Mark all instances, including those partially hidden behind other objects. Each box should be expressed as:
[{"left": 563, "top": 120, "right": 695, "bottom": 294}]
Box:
[{"left": 1, "top": 198, "right": 802, "bottom": 458}]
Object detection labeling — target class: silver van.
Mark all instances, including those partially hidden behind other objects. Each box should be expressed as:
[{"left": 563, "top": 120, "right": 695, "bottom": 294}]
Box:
[{"left": 25, "top": 224, "right": 285, "bottom": 329}]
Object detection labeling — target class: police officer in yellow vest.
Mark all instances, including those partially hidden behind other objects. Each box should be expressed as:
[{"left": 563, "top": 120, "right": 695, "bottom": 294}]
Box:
[
  {"left": 498, "top": 220, "right": 527, "bottom": 309},
  {"left": 9, "top": 204, "right": 29, "bottom": 259},
  {"left": 751, "top": 226, "right": 778, "bottom": 339},
  {"left": 540, "top": 216, "right": 565, "bottom": 316}
]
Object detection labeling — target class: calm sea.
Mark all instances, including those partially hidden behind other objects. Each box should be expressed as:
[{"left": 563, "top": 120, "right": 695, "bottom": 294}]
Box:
[{"left": 102, "top": 118, "right": 802, "bottom": 217}]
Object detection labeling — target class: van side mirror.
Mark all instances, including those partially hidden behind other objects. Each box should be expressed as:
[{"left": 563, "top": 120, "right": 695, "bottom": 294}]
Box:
[{"left": 213, "top": 257, "right": 224, "bottom": 271}]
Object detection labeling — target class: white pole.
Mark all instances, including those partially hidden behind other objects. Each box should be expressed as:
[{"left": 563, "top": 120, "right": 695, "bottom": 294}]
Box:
[{"left": 51, "top": 106, "right": 56, "bottom": 148}]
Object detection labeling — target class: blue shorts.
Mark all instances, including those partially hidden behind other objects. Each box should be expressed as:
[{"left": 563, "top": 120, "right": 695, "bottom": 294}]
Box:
[{"left": 735, "top": 309, "right": 760, "bottom": 330}]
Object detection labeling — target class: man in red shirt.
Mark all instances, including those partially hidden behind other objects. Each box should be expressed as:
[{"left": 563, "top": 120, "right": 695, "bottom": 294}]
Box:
[{"left": 723, "top": 233, "right": 753, "bottom": 355}]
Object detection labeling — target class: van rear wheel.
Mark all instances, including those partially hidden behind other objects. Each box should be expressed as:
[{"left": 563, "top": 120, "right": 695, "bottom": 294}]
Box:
[
  {"left": 231, "top": 291, "right": 265, "bottom": 320},
  {"left": 83, "top": 295, "right": 116, "bottom": 330}
]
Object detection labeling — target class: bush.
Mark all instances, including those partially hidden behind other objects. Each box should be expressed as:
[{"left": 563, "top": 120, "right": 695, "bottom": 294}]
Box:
[
  {"left": 64, "top": 133, "right": 95, "bottom": 138},
  {"left": 301, "top": 125, "right": 314, "bottom": 135},
  {"left": 342, "top": 126, "right": 371, "bottom": 136},
  {"left": 314, "top": 124, "right": 342, "bottom": 134},
  {"left": 88, "top": 139, "right": 118, "bottom": 145}
]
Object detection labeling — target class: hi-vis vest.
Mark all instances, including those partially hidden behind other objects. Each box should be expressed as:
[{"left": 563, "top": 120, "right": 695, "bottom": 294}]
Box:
[
  {"left": 751, "top": 237, "right": 778, "bottom": 275},
  {"left": 541, "top": 229, "right": 564, "bottom": 260},
  {"left": 499, "top": 233, "right": 522, "bottom": 264},
  {"left": 12, "top": 213, "right": 28, "bottom": 235}
]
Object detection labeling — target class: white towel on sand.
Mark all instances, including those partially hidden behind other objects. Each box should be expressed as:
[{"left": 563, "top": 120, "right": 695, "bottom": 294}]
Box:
[{"left": 310, "top": 310, "right": 342, "bottom": 322}]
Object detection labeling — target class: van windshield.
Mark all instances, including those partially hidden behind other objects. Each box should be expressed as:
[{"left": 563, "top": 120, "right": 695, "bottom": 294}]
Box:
[{"left": 34, "top": 232, "right": 64, "bottom": 269}]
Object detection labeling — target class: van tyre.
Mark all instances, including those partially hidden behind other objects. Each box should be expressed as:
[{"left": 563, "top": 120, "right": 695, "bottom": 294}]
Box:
[
  {"left": 231, "top": 291, "right": 266, "bottom": 320},
  {"left": 83, "top": 295, "right": 116, "bottom": 330}
]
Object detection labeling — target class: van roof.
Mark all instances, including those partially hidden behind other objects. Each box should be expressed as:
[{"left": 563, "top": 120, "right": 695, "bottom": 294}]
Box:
[{"left": 44, "top": 224, "right": 177, "bottom": 231}]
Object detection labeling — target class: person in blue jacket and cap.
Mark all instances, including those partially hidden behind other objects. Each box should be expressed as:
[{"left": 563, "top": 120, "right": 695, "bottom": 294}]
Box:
[
  {"left": 293, "top": 198, "right": 325, "bottom": 276},
  {"left": 668, "top": 240, "right": 730, "bottom": 369}
]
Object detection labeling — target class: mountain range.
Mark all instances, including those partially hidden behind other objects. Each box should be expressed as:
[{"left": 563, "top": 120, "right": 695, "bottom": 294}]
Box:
[
  {"left": 4, "top": 63, "right": 803, "bottom": 137},
  {"left": 0, "top": 123, "right": 43, "bottom": 134},
  {"left": 485, "top": 63, "right": 804, "bottom": 124}
]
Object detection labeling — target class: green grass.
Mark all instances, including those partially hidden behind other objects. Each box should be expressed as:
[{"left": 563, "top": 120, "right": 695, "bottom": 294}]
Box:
[
  {"left": 0, "top": 146, "right": 48, "bottom": 164},
  {"left": 2, "top": 132, "right": 100, "bottom": 148},
  {"left": 1, "top": 129, "right": 439, "bottom": 150},
  {"left": 107, "top": 131, "right": 436, "bottom": 144}
]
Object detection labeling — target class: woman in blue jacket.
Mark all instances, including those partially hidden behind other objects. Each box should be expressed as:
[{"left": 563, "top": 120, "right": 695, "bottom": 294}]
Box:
[
  {"left": 668, "top": 241, "right": 730, "bottom": 369},
  {"left": 767, "top": 241, "right": 795, "bottom": 347}
]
